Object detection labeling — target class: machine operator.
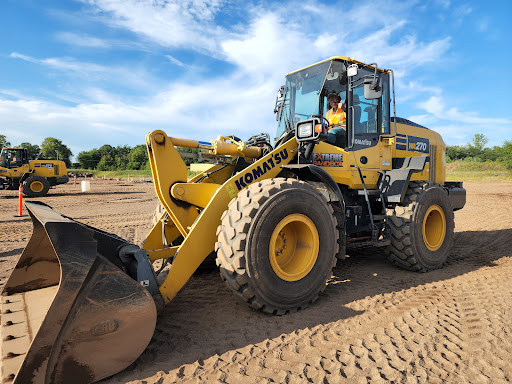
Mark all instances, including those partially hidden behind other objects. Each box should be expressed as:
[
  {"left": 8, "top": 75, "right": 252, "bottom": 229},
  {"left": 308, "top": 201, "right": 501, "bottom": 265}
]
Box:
[{"left": 325, "top": 92, "right": 347, "bottom": 147}]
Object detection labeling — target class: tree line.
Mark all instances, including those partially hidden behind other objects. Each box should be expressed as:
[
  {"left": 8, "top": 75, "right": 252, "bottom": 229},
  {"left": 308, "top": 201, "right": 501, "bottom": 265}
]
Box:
[
  {"left": 3, "top": 133, "right": 511, "bottom": 171},
  {"left": 446, "top": 134, "right": 512, "bottom": 170},
  {"left": 76, "top": 145, "right": 200, "bottom": 170},
  {"left": 1, "top": 134, "right": 200, "bottom": 170},
  {"left": 0, "top": 134, "right": 73, "bottom": 167}
]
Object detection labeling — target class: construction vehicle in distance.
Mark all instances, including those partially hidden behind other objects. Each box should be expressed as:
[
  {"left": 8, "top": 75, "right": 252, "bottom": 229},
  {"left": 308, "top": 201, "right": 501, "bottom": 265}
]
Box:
[
  {"left": 0, "top": 147, "right": 69, "bottom": 197},
  {"left": 1, "top": 57, "right": 466, "bottom": 383}
]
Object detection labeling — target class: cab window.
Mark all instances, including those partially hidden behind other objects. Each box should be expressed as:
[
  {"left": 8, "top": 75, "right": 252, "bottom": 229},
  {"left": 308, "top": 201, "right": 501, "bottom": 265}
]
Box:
[{"left": 353, "top": 85, "right": 378, "bottom": 134}]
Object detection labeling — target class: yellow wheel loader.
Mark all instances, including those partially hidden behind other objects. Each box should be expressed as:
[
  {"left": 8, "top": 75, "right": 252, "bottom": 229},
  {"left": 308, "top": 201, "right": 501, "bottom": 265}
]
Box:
[
  {"left": 1, "top": 57, "right": 466, "bottom": 383},
  {"left": 0, "top": 147, "right": 69, "bottom": 197}
]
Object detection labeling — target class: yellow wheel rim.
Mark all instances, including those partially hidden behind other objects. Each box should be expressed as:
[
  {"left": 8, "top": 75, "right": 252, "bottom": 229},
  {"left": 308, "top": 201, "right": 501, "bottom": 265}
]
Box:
[
  {"left": 422, "top": 205, "right": 446, "bottom": 251},
  {"left": 30, "top": 181, "right": 44, "bottom": 193},
  {"left": 269, "top": 214, "right": 319, "bottom": 282}
]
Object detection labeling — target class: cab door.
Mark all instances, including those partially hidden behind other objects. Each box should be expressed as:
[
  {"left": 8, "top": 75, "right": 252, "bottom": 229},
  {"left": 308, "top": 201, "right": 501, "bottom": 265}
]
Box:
[{"left": 347, "top": 69, "right": 392, "bottom": 174}]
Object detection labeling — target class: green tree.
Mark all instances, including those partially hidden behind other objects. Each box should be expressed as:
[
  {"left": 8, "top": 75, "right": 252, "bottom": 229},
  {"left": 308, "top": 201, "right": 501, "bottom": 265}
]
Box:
[
  {"left": 20, "top": 142, "right": 41, "bottom": 159},
  {"left": 77, "top": 149, "right": 100, "bottom": 169},
  {"left": 481, "top": 147, "right": 499, "bottom": 162},
  {"left": 176, "top": 146, "right": 201, "bottom": 166},
  {"left": 498, "top": 140, "right": 512, "bottom": 170},
  {"left": 446, "top": 145, "right": 469, "bottom": 161},
  {"left": 115, "top": 145, "right": 131, "bottom": 158},
  {"left": 41, "top": 137, "right": 73, "bottom": 167},
  {"left": 127, "top": 145, "right": 148, "bottom": 169},
  {"left": 97, "top": 144, "right": 114, "bottom": 159},
  {"left": 471, "top": 134, "right": 488, "bottom": 151},
  {"left": 113, "top": 145, "right": 131, "bottom": 169},
  {"left": 96, "top": 154, "right": 115, "bottom": 171},
  {"left": 0, "top": 134, "right": 11, "bottom": 148}
]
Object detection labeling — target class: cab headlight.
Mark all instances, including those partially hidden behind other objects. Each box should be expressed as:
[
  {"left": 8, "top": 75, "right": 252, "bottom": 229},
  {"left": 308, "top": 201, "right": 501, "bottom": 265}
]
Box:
[
  {"left": 295, "top": 117, "right": 322, "bottom": 142},
  {"left": 298, "top": 123, "right": 313, "bottom": 138}
]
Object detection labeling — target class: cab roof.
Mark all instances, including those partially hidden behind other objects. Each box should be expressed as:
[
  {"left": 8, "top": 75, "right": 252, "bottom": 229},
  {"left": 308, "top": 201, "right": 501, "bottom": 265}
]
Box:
[{"left": 286, "top": 56, "right": 389, "bottom": 76}]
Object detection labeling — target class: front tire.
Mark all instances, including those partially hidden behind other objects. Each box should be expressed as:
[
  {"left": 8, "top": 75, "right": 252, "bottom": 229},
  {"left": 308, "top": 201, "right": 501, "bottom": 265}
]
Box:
[
  {"left": 23, "top": 175, "right": 50, "bottom": 197},
  {"left": 215, "top": 178, "right": 338, "bottom": 315},
  {"left": 385, "top": 181, "right": 454, "bottom": 272}
]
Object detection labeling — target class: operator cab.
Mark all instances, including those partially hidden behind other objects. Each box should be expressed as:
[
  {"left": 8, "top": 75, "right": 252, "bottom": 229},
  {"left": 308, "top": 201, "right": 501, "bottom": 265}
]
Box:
[
  {"left": 0, "top": 148, "right": 28, "bottom": 169},
  {"left": 274, "top": 57, "right": 392, "bottom": 151}
]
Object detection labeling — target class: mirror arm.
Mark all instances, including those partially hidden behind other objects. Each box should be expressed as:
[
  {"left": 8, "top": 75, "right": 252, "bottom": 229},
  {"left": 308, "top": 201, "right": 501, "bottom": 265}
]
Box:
[
  {"left": 386, "top": 69, "right": 397, "bottom": 136},
  {"left": 361, "top": 62, "right": 379, "bottom": 90}
]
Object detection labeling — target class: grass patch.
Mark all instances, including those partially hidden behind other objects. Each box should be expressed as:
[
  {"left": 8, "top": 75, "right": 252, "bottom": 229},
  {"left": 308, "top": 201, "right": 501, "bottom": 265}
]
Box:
[
  {"left": 72, "top": 160, "right": 512, "bottom": 183},
  {"left": 446, "top": 160, "right": 512, "bottom": 181},
  {"left": 69, "top": 168, "right": 200, "bottom": 179}
]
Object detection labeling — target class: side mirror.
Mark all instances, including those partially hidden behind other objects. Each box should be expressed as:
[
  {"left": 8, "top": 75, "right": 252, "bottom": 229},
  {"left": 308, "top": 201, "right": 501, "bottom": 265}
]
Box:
[{"left": 364, "top": 76, "right": 382, "bottom": 100}]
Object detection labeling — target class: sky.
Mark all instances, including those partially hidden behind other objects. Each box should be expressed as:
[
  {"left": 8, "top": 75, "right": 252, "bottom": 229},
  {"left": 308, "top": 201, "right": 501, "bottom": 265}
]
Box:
[{"left": 1, "top": 0, "right": 511, "bottom": 159}]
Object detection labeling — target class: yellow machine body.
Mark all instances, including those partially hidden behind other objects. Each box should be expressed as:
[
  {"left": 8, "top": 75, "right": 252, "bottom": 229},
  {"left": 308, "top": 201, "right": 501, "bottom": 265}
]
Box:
[
  {"left": 0, "top": 147, "right": 69, "bottom": 197},
  {"left": 309, "top": 122, "right": 446, "bottom": 190},
  {"left": 144, "top": 130, "right": 297, "bottom": 303},
  {"left": 1, "top": 57, "right": 465, "bottom": 384}
]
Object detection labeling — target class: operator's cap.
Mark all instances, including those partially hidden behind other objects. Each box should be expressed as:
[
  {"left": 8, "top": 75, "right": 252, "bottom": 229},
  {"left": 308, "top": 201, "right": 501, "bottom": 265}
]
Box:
[{"left": 327, "top": 91, "right": 341, "bottom": 102}]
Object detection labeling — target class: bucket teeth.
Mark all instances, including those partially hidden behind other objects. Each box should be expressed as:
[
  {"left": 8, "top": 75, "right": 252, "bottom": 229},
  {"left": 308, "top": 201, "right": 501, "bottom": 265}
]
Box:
[{"left": 1, "top": 201, "right": 158, "bottom": 384}]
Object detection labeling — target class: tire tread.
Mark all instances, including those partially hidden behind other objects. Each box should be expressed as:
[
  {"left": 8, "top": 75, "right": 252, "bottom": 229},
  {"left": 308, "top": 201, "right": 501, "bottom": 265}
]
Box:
[{"left": 215, "top": 178, "right": 338, "bottom": 314}]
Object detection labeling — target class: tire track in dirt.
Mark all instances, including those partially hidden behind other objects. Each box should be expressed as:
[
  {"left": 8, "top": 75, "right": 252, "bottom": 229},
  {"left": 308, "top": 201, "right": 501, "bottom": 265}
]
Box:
[
  {"left": 102, "top": 226, "right": 512, "bottom": 384},
  {"left": 1, "top": 181, "right": 511, "bottom": 384},
  {"left": 454, "top": 265, "right": 512, "bottom": 383}
]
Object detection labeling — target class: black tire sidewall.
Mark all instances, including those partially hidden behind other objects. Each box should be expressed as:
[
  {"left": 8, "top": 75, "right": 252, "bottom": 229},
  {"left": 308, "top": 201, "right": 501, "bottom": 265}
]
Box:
[
  {"left": 24, "top": 176, "right": 50, "bottom": 197},
  {"left": 412, "top": 186, "right": 454, "bottom": 269},
  {"left": 246, "top": 185, "right": 336, "bottom": 309}
]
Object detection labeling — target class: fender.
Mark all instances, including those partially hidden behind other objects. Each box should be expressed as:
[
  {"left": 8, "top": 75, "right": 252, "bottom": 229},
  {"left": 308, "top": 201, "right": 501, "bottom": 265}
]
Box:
[
  {"left": 281, "top": 164, "right": 344, "bottom": 204},
  {"left": 281, "top": 163, "right": 346, "bottom": 259}
]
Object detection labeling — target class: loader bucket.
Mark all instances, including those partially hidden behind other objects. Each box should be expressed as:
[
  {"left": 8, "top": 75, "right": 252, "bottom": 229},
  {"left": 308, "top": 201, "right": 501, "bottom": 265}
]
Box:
[{"left": 1, "top": 202, "right": 157, "bottom": 384}]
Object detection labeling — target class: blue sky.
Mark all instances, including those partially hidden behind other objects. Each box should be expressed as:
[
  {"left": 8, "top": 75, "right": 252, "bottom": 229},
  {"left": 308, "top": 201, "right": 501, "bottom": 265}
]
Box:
[{"left": 1, "top": 0, "right": 511, "bottom": 159}]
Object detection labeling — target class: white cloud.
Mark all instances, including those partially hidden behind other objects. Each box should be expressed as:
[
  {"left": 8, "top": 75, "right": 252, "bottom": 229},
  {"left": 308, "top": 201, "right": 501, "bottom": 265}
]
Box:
[
  {"left": 477, "top": 17, "right": 489, "bottom": 32},
  {"left": 454, "top": 5, "right": 472, "bottom": 18},
  {"left": 9, "top": 52, "right": 157, "bottom": 95},
  {"left": 165, "top": 55, "right": 186, "bottom": 67},
  {"left": 0, "top": 69, "right": 281, "bottom": 156},
  {"left": 10, "top": 52, "right": 109, "bottom": 73},
  {"left": 436, "top": 0, "right": 451, "bottom": 8},
  {"left": 221, "top": 12, "right": 318, "bottom": 79},
  {"left": 164, "top": 55, "right": 201, "bottom": 70},
  {"left": 81, "top": 0, "right": 228, "bottom": 56},
  {"left": 55, "top": 32, "right": 111, "bottom": 48},
  {"left": 412, "top": 96, "right": 512, "bottom": 147},
  {"left": 4, "top": 0, "right": 495, "bottom": 154},
  {"left": 418, "top": 96, "right": 509, "bottom": 125}
]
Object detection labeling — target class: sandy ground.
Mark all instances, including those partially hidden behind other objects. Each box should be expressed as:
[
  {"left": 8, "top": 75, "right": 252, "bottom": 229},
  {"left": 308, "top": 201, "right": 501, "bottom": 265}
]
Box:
[{"left": 0, "top": 179, "right": 511, "bottom": 383}]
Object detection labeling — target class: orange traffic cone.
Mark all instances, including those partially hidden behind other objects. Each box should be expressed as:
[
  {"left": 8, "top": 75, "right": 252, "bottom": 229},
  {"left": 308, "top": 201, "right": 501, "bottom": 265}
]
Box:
[{"left": 16, "top": 183, "right": 23, "bottom": 217}]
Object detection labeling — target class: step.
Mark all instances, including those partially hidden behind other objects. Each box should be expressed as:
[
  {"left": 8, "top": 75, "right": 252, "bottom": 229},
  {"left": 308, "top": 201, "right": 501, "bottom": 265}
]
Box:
[{"left": 357, "top": 189, "right": 382, "bottom": 196}]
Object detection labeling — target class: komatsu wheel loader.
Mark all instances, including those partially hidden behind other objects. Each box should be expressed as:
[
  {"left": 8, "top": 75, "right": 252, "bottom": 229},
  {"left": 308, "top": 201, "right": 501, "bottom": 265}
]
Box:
[
  {"left": 1, "top": 57, "right": 466, "bottom": 383},
  {"left": 0, "top": 147, "right": 69, "bottom": 197}
]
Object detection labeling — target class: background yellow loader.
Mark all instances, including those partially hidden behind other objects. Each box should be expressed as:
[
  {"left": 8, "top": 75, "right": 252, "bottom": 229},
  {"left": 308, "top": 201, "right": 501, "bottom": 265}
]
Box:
[
  {"left": 1, "top": 57, "right": 465, "bottom": 383},
  {"left": 0, "top": 147, "right": 69, "bottom": 197}
]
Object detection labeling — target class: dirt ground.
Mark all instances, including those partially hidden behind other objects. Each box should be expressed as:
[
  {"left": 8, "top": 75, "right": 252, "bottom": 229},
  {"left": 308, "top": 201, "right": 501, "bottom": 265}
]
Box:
[{"left": 1, "top": 179, "right": 511, "bottom": 383}]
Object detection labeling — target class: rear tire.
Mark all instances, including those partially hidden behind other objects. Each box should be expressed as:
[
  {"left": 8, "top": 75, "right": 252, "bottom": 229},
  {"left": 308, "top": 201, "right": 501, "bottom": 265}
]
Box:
[
  {"left": 384, "top": 181, "right": 454, "bottom": 272},
  {"left": 215, "top": 178, "right": 338, "bottom": 315},
  {"left": 23, "top": 175, "right": 50, "bottom": 197}
]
